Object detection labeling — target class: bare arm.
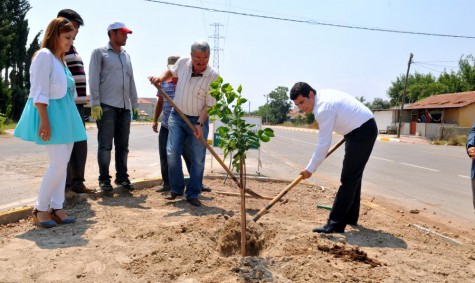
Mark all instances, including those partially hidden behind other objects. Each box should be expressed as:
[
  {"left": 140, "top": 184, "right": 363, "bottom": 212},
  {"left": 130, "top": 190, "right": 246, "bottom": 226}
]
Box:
[
  {"left": 148, "top": 69, "right": 173, "bottom": 88},
  {"left": 194, "top": 105, "right": 209, "bottom": 139},
  {"left": 152, "top": 95, "right": 164, "bottom": 133},
  {"left": 36, "top": 103, "right": 50, "bottom": 141}
]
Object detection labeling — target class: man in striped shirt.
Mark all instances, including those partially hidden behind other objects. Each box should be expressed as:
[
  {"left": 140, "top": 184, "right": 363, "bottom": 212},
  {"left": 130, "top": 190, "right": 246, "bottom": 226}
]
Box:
[
  {"left": 152, "top": 56, "right": 180, "bottom": 192},
  {"left": 57, "top": 9, "right": 90, "bottom": 194},
  {"left": 149, "top": 41, "right": 218, "bottom": 206}
]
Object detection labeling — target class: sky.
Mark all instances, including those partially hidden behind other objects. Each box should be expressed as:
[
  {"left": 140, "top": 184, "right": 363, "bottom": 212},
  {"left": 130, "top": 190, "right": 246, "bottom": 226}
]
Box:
[{"left": 26, "top": 0, "right": 475, "bottom": 111}]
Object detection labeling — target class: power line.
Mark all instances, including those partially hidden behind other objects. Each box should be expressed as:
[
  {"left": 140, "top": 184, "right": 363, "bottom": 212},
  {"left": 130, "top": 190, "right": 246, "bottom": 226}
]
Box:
[
  {"left": 144, "top": 0, "right": 475, "bottom": 39},
  {"left": 412, "top": 62, "right": 452, "bottom": 74},
  {"left": 412, "top": 61, "right": 458, "bottom": 69}
]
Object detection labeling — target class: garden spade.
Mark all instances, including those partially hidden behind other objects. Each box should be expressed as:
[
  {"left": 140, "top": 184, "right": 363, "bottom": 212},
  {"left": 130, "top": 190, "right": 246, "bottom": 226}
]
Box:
[{"left": 252, "top": 138, "right": 345, "bottom": 222}]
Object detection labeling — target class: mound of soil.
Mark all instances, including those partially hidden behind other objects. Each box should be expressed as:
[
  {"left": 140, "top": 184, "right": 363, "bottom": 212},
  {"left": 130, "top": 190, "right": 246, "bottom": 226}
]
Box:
[{"left": 0, "top": 176, "right": 474, "bottom": 282}]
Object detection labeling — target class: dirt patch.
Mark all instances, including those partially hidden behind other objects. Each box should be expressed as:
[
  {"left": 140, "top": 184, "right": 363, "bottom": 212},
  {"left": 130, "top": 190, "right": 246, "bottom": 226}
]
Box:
[{"left": 0, "top": 176, "right": 474, "bottom": 282}]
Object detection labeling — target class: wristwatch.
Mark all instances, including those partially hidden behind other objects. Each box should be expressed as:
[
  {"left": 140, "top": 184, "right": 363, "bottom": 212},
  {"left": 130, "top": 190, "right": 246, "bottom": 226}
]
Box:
[{"left": 196, "top": 121, "right": 203, "bottom": 127}]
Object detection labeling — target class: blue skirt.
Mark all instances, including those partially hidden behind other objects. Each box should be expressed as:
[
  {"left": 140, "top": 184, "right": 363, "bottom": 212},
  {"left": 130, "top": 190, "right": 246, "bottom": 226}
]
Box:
[{"left": 14, "top": 94, "right": 87, "bottom": 145}]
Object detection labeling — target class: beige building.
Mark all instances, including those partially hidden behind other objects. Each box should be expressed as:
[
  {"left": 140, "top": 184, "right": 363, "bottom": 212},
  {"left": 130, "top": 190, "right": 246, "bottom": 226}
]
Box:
[{"left": 405, "top": 91, "right": 475, "bottom": 127}]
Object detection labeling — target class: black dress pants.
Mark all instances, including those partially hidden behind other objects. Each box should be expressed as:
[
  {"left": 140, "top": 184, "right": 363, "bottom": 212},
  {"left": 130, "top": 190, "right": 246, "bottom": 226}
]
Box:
[
  {"left": 66, "top": 104, "right": 87, "bottom": 187},
  {"left": 329, "top": 118, "right": 378, "bottom": 226}
]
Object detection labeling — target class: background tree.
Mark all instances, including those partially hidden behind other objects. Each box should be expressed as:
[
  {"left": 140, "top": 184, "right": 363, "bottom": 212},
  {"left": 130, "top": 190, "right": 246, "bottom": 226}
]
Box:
[
  {"left": 0, "top": 0, "right": 31, "bottom": 121},
  {"left": 367, "top": 97, "right": 391, "bottom": 110},
  {"left": 457, "top": 54, "right": 475, "bottom": 91},
  {"left": 387, "top": 54, "right": 475, "bottom": 106},
  {"left": 6, "top": 0, "right": 30, "bottom": 121},
  {"left": 266, "top": 86, "right": 291, "bottom": 124}
]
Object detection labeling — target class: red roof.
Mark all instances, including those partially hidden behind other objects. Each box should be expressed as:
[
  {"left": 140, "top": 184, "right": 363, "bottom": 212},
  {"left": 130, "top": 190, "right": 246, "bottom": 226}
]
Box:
[
  {"left": 405, "top": 91, "right": 475, "bottom": 110},
  {"left": 287, "top": 107, "right": 306, "bottom": 118},
  {"left": 137, "top": 98, "right": 154, "bottom": 104}
]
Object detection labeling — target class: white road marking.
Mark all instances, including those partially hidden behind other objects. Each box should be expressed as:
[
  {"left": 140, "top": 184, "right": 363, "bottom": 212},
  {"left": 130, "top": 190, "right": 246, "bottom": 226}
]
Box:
[
  {"left": 278, "top": 134, "right": 316, "bottom": 146},
  {"left": 400, "top": 162, "right": 439, "bottom": 172},
  {"left": 371, "top": 156, "right": 395, "bottom": 162},
  {"left": 458, "top": 175, "right": 471, "bottom": 179},
  {"left": 421, "top": 151, "right": 465, "bottom": 159}
]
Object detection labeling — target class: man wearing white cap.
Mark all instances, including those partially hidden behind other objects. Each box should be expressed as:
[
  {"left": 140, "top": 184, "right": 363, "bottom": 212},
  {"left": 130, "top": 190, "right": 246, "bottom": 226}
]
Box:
[{"left": 89, "top": 21, "right": 139, "bottom": 192}]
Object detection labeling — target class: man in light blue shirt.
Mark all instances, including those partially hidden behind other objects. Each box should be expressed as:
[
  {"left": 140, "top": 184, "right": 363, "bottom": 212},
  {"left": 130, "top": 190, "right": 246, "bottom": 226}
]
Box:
[
  {"left": 89, "top": 21, "right": 138, "bottom": 192},
  {"left": 290, "top": 82, "right": 378, "bottom": 233}
]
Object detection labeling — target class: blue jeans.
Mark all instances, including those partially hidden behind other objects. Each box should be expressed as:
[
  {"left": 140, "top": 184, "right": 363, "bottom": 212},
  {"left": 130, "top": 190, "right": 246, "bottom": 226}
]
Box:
[
  {"left": 96, "top": 104, "right": 131, "bottom": 183},
  {"left": 167, "top": 111, "right": 208, "bottom": 199}
]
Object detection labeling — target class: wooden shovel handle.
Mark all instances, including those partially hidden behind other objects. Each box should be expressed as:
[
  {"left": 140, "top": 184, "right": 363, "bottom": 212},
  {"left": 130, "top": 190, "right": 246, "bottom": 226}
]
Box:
[
  {"left": 252, "top": 138, "right": 345, "bottom": 222},
  {"left": 156, "top": 86, "right": 270, "bottom": 200}
]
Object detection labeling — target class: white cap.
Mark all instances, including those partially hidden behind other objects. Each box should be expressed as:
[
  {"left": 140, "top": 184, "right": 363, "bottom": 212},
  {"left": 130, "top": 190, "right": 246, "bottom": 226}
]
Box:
[{"left": 107, "top": 21, "right": 132, "bottom": 34}]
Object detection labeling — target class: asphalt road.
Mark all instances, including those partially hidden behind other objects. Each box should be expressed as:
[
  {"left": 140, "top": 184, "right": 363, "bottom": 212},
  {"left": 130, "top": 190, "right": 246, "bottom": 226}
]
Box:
[
  {"left": 1, "top": 124, "right": 473, "bottom": 228},
  {"left": 258, "top": 128, "right": 473, "bottom": 227}
]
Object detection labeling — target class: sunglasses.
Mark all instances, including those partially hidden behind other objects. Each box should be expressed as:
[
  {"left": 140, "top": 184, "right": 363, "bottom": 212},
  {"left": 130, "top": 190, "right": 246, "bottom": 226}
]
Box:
[{"left": 58, "top": 18, "right": 71, "bottom": 28}]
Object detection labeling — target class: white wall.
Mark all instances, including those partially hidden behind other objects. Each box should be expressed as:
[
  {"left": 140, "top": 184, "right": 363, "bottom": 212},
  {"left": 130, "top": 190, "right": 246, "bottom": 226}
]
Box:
[{"left": 374, "top": 111, "right": 393, "bottom": 133}]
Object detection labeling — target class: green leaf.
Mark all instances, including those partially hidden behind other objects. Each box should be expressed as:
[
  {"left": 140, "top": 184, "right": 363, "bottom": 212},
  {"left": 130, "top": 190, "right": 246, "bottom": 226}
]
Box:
[
  {"left": 221, "top": 83, "right": 231, "bottom": 92},
  {"left": 210, "top": 81, "right": 220, "bottom": 89},
  {"left": 237, "top": 85, "right": 242, "bottom": 94},
  {"left": 237, "top": 97, "right": 247, "bottom": 105},
  {"left": 264, "top": 128, "right": 275, "bottom": 137},
  {"left": 260, "top": 135, "right": 270, "bottom": 142}
]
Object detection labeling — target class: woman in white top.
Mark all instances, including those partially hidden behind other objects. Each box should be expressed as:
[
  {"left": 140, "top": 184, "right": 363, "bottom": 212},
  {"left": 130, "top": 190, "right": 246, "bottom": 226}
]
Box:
[{"left": 14, "top": 17, "right": 87, "bottom": 228}]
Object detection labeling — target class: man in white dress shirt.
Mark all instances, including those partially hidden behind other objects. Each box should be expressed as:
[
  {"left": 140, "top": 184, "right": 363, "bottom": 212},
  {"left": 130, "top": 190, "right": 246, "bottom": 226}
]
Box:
[{"left": 290, "top": 82, "right": 378, "bottom": 233}]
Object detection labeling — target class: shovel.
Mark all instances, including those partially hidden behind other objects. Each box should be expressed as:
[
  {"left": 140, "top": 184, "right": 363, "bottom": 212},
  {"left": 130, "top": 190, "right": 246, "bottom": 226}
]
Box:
[
  {"left": 155, "top": 85, "right": 271, "bottom": 200},
  {"left": 252, "top": 138, "right": 345, "bottom": 222}
]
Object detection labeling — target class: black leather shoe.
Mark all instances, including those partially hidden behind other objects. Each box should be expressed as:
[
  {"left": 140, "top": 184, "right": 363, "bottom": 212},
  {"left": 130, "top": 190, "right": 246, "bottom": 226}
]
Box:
[
  {"left": 312, "top": 221, "right": 345, "bottom": 233},
  {"left": 165, "top": 192, "right": 181, "bottom": 200},
  {"left": 187, "top": 198, "right": 201, "bottom": 206},
  {"left": 156, "top": 184, "right": 170, "bottom": 192},
  {"left": 201, "top": 185, "right": 211, "bottom": 192},
  {"left": 99, "top": 181, "right": 113, "bottom": 192},
  {"left": 71, "top": 183, "right": 94, "bottom": 194},
  {"left": 115, "top": 180, "right": 135, "bottom": 191}
]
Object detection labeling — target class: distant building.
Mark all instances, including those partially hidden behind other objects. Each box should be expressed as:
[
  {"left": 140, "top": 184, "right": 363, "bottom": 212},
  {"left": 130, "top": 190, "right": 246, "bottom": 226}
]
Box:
[
  {"left": 137, "top": 98, "right": 156, "bottom": 118},
  {"left": 374, "top": 91, "right": 475, "bottom": 139},
  {"left": 405, "top": 91, "right": 475, "bottom": 127},
  {"left": 286, "top": 106, "right": 306, "bottom": 121}
]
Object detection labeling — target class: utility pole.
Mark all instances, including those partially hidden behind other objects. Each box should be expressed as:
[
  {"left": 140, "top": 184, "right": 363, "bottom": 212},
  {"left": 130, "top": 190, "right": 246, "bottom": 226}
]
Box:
[
  {"left": 397, "top": 53, "right": 413, "bottom": 138},
  {"left": 209, "top": 23, "right": 224, "bottom": 73},
  {"left": 264, "top": 94, "right": 269, "bottom": 124}
]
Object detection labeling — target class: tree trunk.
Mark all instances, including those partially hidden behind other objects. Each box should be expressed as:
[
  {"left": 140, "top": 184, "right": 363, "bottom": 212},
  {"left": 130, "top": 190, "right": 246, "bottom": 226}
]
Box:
[{"left": 240, "top": 159, "right": 246, "bottom": 257}]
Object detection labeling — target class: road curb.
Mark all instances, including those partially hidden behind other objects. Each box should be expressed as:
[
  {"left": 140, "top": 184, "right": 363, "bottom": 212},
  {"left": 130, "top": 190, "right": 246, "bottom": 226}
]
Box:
[
  {"left": 0, "top": 174, "right": 318, "bottom": 226},
  {"left": 0, "top": 206, "right": 32, "bottom": 225},
  {"left": 378, "top": 137, "right": 400, "bottom": 142}
]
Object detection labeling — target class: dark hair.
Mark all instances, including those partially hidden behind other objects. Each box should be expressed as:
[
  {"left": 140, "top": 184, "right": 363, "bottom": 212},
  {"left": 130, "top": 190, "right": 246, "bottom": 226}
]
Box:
[
  {"left": 290, "top": 82, "right": 316, "bottom": 100},
  {"left": 57, "top": 9, "right": 84, "bottom": 26}
]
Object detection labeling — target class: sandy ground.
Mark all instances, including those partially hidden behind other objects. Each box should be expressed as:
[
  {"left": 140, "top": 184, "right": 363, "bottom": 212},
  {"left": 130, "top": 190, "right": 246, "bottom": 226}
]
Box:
[{"left": 1, "top": 175, "right": 474, "bottom": 283}]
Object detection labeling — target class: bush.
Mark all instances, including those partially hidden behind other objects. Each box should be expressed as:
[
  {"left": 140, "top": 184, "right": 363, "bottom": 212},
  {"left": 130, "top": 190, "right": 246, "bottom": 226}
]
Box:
[
  {"left": 447, "top": 134, "right": 467, "bottom": 146},
  {"left": 0, "top": 114, "right": 5, "bottom": 134}
]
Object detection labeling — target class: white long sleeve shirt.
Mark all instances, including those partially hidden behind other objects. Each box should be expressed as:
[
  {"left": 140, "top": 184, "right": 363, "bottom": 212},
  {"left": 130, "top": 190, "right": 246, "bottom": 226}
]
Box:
[
  {"left": 306, "top": 89, "right": 374, "bottom": 173},
  {"left": 29, "top": 48, "right": 72, "bottom": 105}
]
